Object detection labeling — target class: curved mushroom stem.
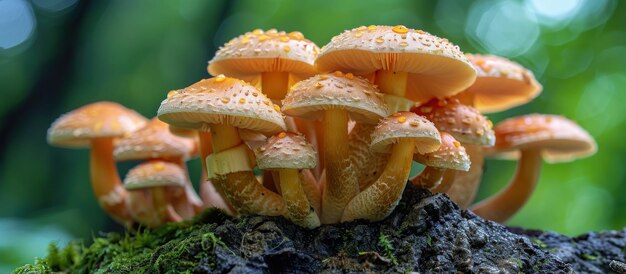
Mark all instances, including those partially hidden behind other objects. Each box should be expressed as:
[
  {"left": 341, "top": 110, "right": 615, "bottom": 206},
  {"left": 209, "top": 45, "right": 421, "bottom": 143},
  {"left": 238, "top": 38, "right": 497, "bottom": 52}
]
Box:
[
  {"left": 198, "top": 131, "right": 237, "bottom": 214},
  {"left": 152, "top": 187, "right": 182, "bottom": 223},
  {"left": 342, "top": 139, "right": 415, "bottom": 222},
  {"left": 173, "top": 158, "right": 203, "bottom": 218},
  {"left": 445, "top": 145, "right": 484, "bottom": 208},
  {"left": 374, "top": 70, "right": 409, "bottom": 113},
  {"left": 261, "top": 72, "right": 290, "bottom": 101},
  {"left": 90, "top": 138, "right": 133, "bottom": 227},
  {"left": 349, "top": 123, "right": 389, "bottom": 191},
  {"left": 471, "top": 148, "right": 542, "bottom": 223},
  {"left": 411, "top": 167, "right": 446, "bottom": 190},
  {"left": 321, "top": 109, "right": 358, "bottom": 224},
  {"left": 431, "top": 169, "right": 458, "bottom": 193},
  {"left": 300, "top": 169, "right": 321, "bottom": 214},
  {"left": 295, "top": 118, "right": 324, "bottom": 180},
  {"left": 209, "top": 124, "right": 286, "bottom": 216},
  {"left": 453, "top": 92, "right": 475, "bottom": 106},
  {"left": 278, "top": 169, "right": 320, "bottom": 228}
]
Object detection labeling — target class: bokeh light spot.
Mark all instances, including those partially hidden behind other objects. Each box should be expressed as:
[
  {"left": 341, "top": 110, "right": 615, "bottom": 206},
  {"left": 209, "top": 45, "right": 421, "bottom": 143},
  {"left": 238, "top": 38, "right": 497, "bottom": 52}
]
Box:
[{"left": 0, "top": 0, "right": 36, "bottom": 50}]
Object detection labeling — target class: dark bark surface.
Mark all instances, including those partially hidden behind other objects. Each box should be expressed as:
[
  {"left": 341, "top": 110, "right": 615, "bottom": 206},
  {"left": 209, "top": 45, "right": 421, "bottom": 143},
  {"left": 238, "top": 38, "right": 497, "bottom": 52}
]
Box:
[{"left": 15, "top": 185, "right": 626, "bottom": 273}]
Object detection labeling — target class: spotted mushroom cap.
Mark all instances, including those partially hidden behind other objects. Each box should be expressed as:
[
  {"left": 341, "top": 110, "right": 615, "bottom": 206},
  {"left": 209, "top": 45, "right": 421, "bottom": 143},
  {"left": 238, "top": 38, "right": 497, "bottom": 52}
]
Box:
[
  {"left": 412, "top": 98, "right": 495, "bottom": 146},
  {"left": 413, "top": 132, "right": 470, "bottom": 171},
  {"left": 255, "top": 132, "right": 317, "bottom": 170},
  {"left": 114, "top": 118, "right": 197, "bottom": 161},
  {"left": 124, "top": 161, "right": 186, "bottom": 190},
  {"left": 465, "top": 54, "right": 542, "bottom": 113},
  {"left": 47, "top": 101, "right": 148, "bottom": 148},
  {"left": 157, "top": 75, "right": 287, "bottom": 135},
  {"left": 370, "top": 112, "right": 441, "bottom": 154},
  {"left": 488, "top": 114, "right": 597, "bottom": 163},
  {"left": 315, "top": 25, "right": 476, "bottom": 102},
  {"left": 281, "top": 72, "right": 388, "bottom": 123},
  {"left": 208, "top": 29, "right": 319, "bottom": 82}
]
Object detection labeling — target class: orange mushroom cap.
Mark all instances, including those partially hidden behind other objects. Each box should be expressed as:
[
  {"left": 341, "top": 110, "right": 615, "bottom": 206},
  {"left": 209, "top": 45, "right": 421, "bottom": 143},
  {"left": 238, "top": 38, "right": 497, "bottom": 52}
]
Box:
[
  {"left": 414, "top": 132, "right": 470, "bottom": 171},
  {"left": 370, "top": 112, "right": 441, "bottom": 154},
  {"left": 114, "top": 118, "right": 197, "bottom": 161}
]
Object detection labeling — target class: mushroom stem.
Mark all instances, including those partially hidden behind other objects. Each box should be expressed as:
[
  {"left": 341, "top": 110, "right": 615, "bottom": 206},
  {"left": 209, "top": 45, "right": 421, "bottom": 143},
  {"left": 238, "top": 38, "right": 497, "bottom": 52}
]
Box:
[
  {"left": 197, "top": 130, "right": 236, "bottom": 214},
  {"left": 300, "top": 169, "right": 321, "bottom": 214},
  {"left": 209, "top": 124, "right": 286, "bottom": 216},
  {"left": 431, "top": 169, "right": 458, "bottom": 193},
  {"left": 453, "top": 92, "right": 475, "bottom": 106},
  {"left": 321, "top": 109, "right": 358, "bottom": 223},
  {"left": 89, "top": 138, "right": 133, "bottom": 226},
  {"left": 279, "top": 169, "right": 320, "bottom": 228},
  {"left": 471, "top": 148, "right": 542, "bottom": 223},
  {"left": 348, "top": 123, "right": 388, "bottom": 190},
  {"left": 411, "top": 167, "right": 445, "bottom": 189},
  {"left": 342, "top": 139, "right": 415, "bottom": 222},
  {"left": 445, "top": 145, "right": 484, "bottom": 208},
  {"left": 261, "top": 72, "right": 290, "bottom": 101},
  {"left": 295, "top": 118, "right": 324, "bottom": 180},
  {"left": 374, "top": 70, "right": 409, "bottom": 112},
  {"left": 152, "top": 187, "right": 182, "bottom": 223},
  {"left": 172, "top": 158, "right": 203, "bottom": 218}
]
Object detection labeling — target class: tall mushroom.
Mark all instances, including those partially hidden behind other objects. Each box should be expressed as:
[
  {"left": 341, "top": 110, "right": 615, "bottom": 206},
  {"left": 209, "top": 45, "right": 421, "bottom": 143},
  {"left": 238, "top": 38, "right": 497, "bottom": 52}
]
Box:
[
  {"left": 255, "top": 132, "right": 321, "bottom": 228},
  {"left": 47, "top": 101, "right": 147, "bottom": 226},
  {"left": 113, "top": 118, "right": 211, "bottom": 219},
  {"left": 124, "top": 160, "right": 186, "bottom": 227},
  {"left": 445, "top": 54, "right": 542, "bottom": 207},
  {"left": 471, "top": 114, "right": 596, "bottom": 223},
  {"left": 342, "top": 112, "right": 441, "bottom": 222},
  {"left": 208, "top": 29, "right": 324, "bottom": 179},
  {"left": 412, "top": 132, "right": 470, "bottom": 190},
  {"left": 411, "top": 98, "right": 495, "bottom": 206},
  {"left": 315, "top": 25, "right": 476, "bottom": 190},
  {"left": 158, "top": 76, "right": 287, "bottom": 216},
  {"left": 282, "top": 73, "right": 388, "bottom": 223}
]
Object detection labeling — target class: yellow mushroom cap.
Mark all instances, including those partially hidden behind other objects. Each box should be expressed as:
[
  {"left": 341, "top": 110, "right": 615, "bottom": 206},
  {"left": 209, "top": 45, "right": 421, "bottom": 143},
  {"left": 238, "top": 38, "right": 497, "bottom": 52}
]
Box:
[
  {"left": 255, "top": 132, "right": 317, "bottom": 170},
  {"left": 413, "top": 132, "right": 470, "bottom": 171},
  {"left": 370, "top": 112, "right": 441, "bottom": 154},
  {"left": 315, "top": 25, "right": 476, "bottom": 102},
  {"left": 157, "top": 76, "right": 287, "bottom": 135},
  {"left": 465, "top": 54, "right": 542, "bottom": 113},
  {"left": 208, "top": 29, "right": 319, "bottom": 82},
  {"left": 47, "top": 101, "right": 147, "bottom": 148},
  {"left": 412, "top": 98, "right": 495, "bottom": 146},
  {"left": 282, "top": 73, "right": 388, "bottom": 123},
  {"left": 114, "top": 118, "right": 197, "bottom": 161},
  {"left": 488, "top": 114, "right": 597, "bottom": 163},
  {"left": 124, "top": 161, "right": 186, "bottom": 190}
]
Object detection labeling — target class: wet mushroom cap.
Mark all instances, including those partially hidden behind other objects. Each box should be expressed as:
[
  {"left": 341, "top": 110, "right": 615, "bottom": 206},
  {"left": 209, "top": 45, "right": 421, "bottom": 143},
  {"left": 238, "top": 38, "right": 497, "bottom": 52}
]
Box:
[
  {"left": 370, "top": 112, "right": 441, "bottom": 154},
  {"left": 47, "top": 101, "right": 147, "bottom": 148},
  {"left": 413, "top": 132, "right": 470, "bottom": 171},
  {"left": 488, "top": 114, "right": 597, "bottom": 163},
  {"left": 114, "top": 118, "right": 197, "bottom": 161},
  {"left": 281, "top": 73, "right": 388, "bottom": 123},
  {"left": 208, "top": 29, "right": 319, "bottom": 82},
  {"left": 255, "top": 132, "right": 317, "bottom": 170},
  {"left": 315, "top": 25, "right": 476, "bottom": 102},
  {"left": 124, "top": 161, "right": 186, "bottom": 190},
  {"left": 465, "top": 54, "right": 542, "bottom": 113},
  {"left": 412, "top": 98, "right": 495, "bottom": 146},
  {"left": 157, "top": 75, "right": 287, "bottom": 135}
]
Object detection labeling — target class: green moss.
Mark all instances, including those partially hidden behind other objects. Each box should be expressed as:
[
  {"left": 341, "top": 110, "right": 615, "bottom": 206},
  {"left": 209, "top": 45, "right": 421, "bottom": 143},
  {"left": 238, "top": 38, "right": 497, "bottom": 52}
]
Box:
[
  {"left": 378, "top": 232, "right": 397, "bottom": 265},
  {"left": 531, "top": 238, "right": 547, "bottom": 248}
]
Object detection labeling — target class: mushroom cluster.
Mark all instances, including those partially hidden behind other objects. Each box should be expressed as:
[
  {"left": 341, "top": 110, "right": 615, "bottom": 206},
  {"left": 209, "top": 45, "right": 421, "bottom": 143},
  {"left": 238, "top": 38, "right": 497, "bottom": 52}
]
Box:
[{"left": 47, "top": 26, "right": 596, "bottom": 228}]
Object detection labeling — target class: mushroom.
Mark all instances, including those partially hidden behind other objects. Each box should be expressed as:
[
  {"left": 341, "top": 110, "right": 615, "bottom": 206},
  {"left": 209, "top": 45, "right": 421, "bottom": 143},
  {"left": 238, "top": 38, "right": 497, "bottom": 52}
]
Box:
[
  {"left": 411, "top": 98, "right": 495, "bottom": 207},
  {"left": 342, "top": 112, "right": 441, "bottom": 222},
  {"left": 158, "top": 76, "right": 287, "bottom": 216},
  {"left": 445, "top": 54, "right": 542, "bottom": 207},
  {"left": 113, "top": 118, "right": 215, "bottom": 219},
  {"left": 47, "top": 101, "right": 147, "bottom": 226},
  {"left": 208, "top": 28, "right": 324, "bottom": 182},
  {"left": 255, "top": 132, "right": 321, "bottom": 228},
  {"left": 282, "top": 73, "right": 388, "bottom": 223},
  {"left": 412, "top": 132, "right": 470, "bottom": 190},
  {"left": 124, "top": 160, "right": 185, "bottom": 227},
  {"left": 471, "top": 114, "right": 596, "bottom": 223}
]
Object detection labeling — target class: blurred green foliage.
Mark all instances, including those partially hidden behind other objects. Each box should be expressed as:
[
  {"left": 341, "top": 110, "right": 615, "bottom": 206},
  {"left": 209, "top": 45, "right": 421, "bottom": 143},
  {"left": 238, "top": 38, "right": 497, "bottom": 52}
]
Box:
[{"left": 1, "top": 0, "right": 625, "bottom": 270}]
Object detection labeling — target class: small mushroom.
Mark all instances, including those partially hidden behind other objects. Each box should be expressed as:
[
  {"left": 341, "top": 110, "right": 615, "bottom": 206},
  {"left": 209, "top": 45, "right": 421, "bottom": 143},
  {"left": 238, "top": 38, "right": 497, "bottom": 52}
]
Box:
[
  {"left": 412, "top": 132, "right": 470, "bottom": 190},
  {"left": 124, "top": 161, "right": 186, "bottom": 227},
  {"left": 282, "top": 73, "right": 388, "bottom": 223},
  {"left": 472, "top": 114, "right": 597, "bottom": 223},
  {"left": 255, "top": 132, "right": 321, "bottom": 228},
  {"left": 47, "top": 101, "right": 147, "bottom": 226},
  {"left": 316, "top": 25, "right": 476, "bottom": 112},
  {"left": 158, "top": 76, "right": 287, "bottom": 216},
  {"left": 342, "top": 112, "right": 441, "bottom": 222}
]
